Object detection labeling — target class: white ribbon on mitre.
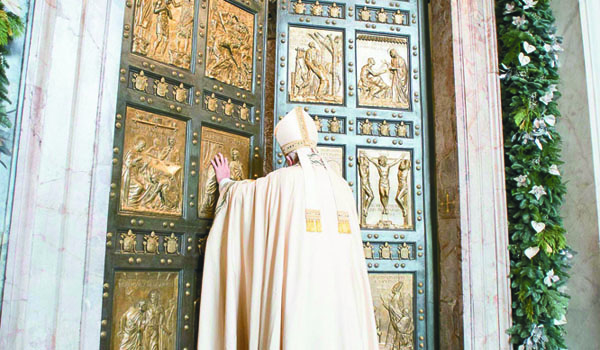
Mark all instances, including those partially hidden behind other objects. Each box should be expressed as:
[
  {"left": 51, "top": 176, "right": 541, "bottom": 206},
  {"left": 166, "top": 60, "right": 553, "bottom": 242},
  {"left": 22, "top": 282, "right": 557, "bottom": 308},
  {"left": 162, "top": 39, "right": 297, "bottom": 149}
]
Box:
[{"left": 275, "top": 107, "right": 351, "bottom": 233}]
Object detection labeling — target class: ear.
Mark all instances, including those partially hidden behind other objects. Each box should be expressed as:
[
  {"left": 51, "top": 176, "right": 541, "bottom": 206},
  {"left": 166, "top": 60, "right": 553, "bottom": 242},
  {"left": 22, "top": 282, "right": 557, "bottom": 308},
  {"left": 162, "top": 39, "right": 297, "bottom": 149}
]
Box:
[{"left": 286, "top": 155, "right": 295, "bottom": 166}]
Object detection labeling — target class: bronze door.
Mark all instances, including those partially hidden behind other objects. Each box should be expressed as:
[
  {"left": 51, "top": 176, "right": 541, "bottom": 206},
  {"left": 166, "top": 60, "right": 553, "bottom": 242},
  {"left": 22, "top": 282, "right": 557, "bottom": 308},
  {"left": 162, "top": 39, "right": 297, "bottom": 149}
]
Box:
[
  {"left": 100, "top": 0, "right": 268, "bottom": 348},
  {"left": 273, "top": 0, "right": 434, "bottom": 348}
]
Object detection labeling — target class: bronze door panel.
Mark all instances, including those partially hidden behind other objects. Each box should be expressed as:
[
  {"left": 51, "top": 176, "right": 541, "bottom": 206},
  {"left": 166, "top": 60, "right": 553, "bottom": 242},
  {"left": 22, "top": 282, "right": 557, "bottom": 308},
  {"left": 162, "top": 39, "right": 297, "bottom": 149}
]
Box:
[
  {"left": 274, "top": 0, "right": 433, "bottom": 348},
  {"left": 198, "top": 127, "right": 251, "bottom": 218},
  {"left": 101, "top": 0, "right": 268, "bottom": 348}
]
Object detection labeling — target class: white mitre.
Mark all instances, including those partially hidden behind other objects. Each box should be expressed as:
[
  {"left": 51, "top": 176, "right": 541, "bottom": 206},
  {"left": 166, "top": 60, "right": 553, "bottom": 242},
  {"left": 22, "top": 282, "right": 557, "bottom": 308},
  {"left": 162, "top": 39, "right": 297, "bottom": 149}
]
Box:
[
  {"left": 274, "top": 106, "right": 318, "bottom": 156},
  {"left": 274, "top": 107, "right": 351, "bottom": 234}
]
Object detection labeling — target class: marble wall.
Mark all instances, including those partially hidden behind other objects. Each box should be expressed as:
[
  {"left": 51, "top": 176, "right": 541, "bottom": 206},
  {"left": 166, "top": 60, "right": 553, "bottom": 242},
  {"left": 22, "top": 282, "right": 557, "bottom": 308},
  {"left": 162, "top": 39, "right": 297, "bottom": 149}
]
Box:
[
  {"left": 550, "top": 0, "right": 600, "bottom": 348},
  {"left": 0, "top": 0, "right": 30, "bottom": 307},
  {"left": 0, "top": 0, "right": 123, "bottom": 348}
]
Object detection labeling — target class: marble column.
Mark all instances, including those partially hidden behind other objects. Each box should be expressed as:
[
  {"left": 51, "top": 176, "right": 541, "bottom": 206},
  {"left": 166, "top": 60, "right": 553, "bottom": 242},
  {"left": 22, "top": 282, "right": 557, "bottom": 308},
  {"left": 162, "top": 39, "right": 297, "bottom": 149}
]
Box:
[
  {"left": 0, "top": 0, "right": 124, "bottom": 349},
  {"left": 430, "top": 0, "right": 512, "bottom": 349}
]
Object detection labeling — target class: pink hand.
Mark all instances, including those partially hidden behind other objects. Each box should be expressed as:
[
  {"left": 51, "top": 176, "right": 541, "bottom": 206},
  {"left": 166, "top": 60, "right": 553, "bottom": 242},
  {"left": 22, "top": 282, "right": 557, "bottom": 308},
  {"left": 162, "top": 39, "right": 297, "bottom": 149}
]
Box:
[{"left": 210, "top": 153, "right": 231, "bottom": 184}]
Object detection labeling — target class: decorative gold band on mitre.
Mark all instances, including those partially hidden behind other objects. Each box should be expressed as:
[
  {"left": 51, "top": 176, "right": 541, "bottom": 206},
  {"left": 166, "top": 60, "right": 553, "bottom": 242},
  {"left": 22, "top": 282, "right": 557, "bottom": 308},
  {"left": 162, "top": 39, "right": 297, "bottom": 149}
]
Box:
[{"left": 280, "top": 139, "right": 317, "bottom": 155}]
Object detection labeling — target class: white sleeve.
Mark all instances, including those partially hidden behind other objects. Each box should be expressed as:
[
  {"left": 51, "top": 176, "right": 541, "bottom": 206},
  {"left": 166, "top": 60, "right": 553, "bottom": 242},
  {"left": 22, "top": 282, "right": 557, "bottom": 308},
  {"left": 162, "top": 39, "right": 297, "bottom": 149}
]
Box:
[{"left": 218, "top": 178, "right": 232, "bottom": 192}]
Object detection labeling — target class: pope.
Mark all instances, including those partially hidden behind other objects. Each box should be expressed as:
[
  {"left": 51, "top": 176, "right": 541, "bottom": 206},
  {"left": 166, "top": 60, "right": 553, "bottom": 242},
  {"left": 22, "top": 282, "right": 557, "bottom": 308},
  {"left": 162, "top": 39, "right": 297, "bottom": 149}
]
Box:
[{"left": 197, "top": 107, "right": 378, "bottom": 350}]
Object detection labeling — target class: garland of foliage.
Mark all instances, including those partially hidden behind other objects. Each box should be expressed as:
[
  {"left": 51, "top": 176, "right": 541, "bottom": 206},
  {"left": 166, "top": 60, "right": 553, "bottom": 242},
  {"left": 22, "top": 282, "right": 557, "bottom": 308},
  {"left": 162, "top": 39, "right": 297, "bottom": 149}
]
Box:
[
  {"left": 0, "top": 0, "right": 22, "bottom": 129},
  {"left": 496, "top": 1, "right": 572, "bottom": 349}
]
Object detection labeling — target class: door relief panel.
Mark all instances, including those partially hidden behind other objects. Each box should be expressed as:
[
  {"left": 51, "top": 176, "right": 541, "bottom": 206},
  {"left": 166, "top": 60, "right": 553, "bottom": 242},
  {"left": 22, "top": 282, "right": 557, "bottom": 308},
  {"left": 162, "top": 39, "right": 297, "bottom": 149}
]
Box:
[
  {"left": 111, "top": 271, "right": 180, "bottom": 349},
  {"left": 357, "top": 148, "right": 412, "bottom": 230},
  {"left": 119, "top": 107, "right": 187, "bottom": 217},
  {"left": 369, "top": 273, "right": 415, "bottom": 350},
  {"left": 356, "top": 33, "right": 410, "bottom": 110},
  {"left": 287, "top": 26, "right": 344, "bottom": 105},
  {"left": 205, "top": 0, "right": 256, "bottom": 90},
  {"left": 132, "top": 0, "right": 196, "bottom": 70},
  {"left": 198, "top": 127, "right": 251, "bottom": 218}
]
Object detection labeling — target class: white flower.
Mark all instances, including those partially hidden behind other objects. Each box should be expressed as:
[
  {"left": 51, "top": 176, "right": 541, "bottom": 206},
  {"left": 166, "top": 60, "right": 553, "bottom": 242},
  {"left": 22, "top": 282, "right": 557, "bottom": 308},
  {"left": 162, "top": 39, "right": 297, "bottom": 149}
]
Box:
[
  {"left": 504, "top": 2, "right": 516, "bottom": 14},
  {"left": 529, "top": 185, "right": 547, "bottom": 200},
  {"left": 531, "top": 221, "right": 546, "bottom": 233},
  {"left": 543, "top": 114, "right": 556, "bottom": 126},
  {"left": 552, "top": 43, "right": 563, "bottom": 51},
  {"left": 522, "top": 133, "right": 534, "bottom": 144},
  {"left": 548, "top": 84, "right": 558, "bottom": 93},
  {"left": 523, "top": 0, "right": 537, "bottom": 10},
  {"left": 512, "top": 15, "right": 527, "bottom": 27},
  {"left": 519, "top": 52, "right": 531, "bottom": 66},
  {"left": 514, "top": 175, "right": 528, "bottom": 187},
  {"left": 535, "top": 138, "right": 543, "bottom": 150},
  {"left": 544, "top": 43, "right": 553, "bottom": 52},
  {"left": 524, "top": 246, "right": 540, "bottom": 259},
  {"left": 533, "top": 118, "right": 546, "bottom": 129},
  {"left": 539, "top": 91, "right": 554, "bottom": 105},
  {"left": 523, "top": 41, "right": 536, "bottom": 54},
  {"left": 544, "top": 269, "right": 560, "bottom": 287},
  {"left": 548, "top": 164, "right": 561, "bottom": 176},
  {"left": 554, "top": 314, "right": 567, "bottom": 326}
]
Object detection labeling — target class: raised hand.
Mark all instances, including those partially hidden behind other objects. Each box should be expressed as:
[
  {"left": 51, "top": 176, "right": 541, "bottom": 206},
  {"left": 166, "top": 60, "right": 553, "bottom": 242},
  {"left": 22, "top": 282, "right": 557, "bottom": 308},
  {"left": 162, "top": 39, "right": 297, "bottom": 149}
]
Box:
[{"left": 210, "top": 153, "right": 231, "bottom": 184}]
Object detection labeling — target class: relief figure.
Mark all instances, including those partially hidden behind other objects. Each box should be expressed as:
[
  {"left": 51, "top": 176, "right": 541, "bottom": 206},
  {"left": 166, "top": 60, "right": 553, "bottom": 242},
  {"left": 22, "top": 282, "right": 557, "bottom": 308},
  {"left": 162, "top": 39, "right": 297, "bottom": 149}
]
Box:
[
  {"left": 293, "top": 0, "right": 306, "bottom": 14},
  {"left": 173, "top": 83, "right": 187, "bottom": 103},
  {"left": 396, "top": 121, "right": 408, "bottom": 137},
  {"left": 311, "top": 1, "right": 323, "bottom": 16},
  {"left": 229, "top": 148, "right": 245, "bottom": 181},
  {"left": 328, "top": 117, "right": 341, "bottom": 133},
  {"left": 118, "top": 301, "right": 147, "bottom": 350},
  {"left": 358, "top": 152, "right": 374, "bottom": 225},
  {"left": 395, "top": 159, "right": 411, "bottom": 222},
  {"left": 380, "top": 242, "right": 391, "bottom": 259},
  {"left": 364, "top": 242, "right": 374, "bottom": 259},
  {"left": 142, "top": 290, "right": 171, "bottom": 350},
  {"left": 389, "top": 48, "right": 409, "bottom": 107},
  {"left": 376, "top": 8, "right": 388, "bottom": 23},
  {"left": 314, "top": 116, "right": 323, "bottom": 132},
  {"left": 328, "top": 3, "right": 341, "bottom": 18},
  {"left": 366, "top": 155, "right": 401, "bottom": 216},
  {"left": 154, "top": 77, "right": 169, "bottom": 98},
  {"left": 205, "top": 93, "right": 218, "bottom": 112},
  {"left": 239, "top": 103, "right": 249, "bottom": 121},
  {"left": 379, "top": 120, "right": 390, "bottom": 136},
  {"left": 123, "top": 138, "right": 149, "bottom": 208},
  {"left": 359, "top": 7, "right": 371, "bottom": 21},
  {"left": 381, "top": 282, "right": 414, "bottom": 349},
  {"left": 399, "top": 243, "right": 411, "bottom": 260},
  {"left": 133, "top": 70, "right": 149, "bottom": 92},
  {"left": 359, "top": 58, "right": 389, "bottom": 101},
  {"left": 393, "top": 10, "right": 405, "bottom": 25},
  {"left": 360, "top": 119, "right": 373, "bottom": 135},
  {"left": 152, "top": 0, "right": 174, "bottom": 57},
  {"left": 133, "top": 0, "right": 154, "bottom": 54}
]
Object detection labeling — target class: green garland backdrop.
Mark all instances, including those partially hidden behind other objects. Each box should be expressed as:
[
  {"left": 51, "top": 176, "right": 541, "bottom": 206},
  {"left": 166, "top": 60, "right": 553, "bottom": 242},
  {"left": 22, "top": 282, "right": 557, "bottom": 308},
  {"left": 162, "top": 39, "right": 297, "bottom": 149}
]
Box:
[{"left": 496, "top": 0, "right": 572, "bottom": 349}]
